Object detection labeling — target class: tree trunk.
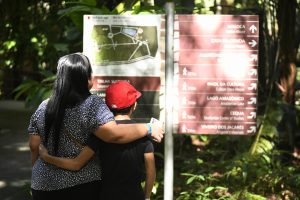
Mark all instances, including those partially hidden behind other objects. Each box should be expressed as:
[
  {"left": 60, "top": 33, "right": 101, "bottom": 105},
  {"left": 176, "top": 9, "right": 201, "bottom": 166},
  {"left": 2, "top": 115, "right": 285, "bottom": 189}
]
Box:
[
  {"left": 276, "top": 0, "right": 298, "bottom": 158},
  {"left": 277, "top": 0, "right": 297, "bottom": 104}
]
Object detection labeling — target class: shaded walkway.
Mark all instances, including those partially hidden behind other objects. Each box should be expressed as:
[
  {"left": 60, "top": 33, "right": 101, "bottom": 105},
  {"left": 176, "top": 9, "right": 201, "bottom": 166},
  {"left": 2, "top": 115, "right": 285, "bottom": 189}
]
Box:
[{"left": 0, "top": 101, "right": 33, "bottom": 200}]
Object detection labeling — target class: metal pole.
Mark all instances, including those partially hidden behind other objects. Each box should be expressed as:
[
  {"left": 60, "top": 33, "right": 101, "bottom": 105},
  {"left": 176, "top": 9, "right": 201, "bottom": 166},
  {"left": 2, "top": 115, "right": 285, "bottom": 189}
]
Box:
[{"left": 164, "top": 2, "right": 174, "bottom": 200}]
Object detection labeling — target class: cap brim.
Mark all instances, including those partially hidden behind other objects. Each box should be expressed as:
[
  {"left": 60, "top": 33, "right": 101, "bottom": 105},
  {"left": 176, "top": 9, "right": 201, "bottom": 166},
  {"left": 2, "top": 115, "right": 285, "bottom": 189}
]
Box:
[{"left": 136, "top": 91, "right": 142, "bottom": 99}]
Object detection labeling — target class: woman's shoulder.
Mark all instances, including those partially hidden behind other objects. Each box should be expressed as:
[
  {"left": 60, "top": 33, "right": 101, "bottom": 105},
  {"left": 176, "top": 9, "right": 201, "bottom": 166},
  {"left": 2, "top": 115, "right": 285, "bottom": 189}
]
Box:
[
  {"left": 30, "top": 98, "right": 48, "bottom": 118},
  {"left": 36, "top": 98, "right": 49, "bottom": 110},
  {"left": 83, "top": 94, "right": 105, "bottom": 107},
  {"left": 86, "top": 94, "right": 104, "bottom": 102}
]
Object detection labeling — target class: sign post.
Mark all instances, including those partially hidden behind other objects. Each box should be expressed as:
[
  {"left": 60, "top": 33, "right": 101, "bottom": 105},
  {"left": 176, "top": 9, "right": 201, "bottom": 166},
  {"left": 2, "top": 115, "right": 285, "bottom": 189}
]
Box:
[{"left": 164, "top": 2, "right": 174, "bottom": 200}]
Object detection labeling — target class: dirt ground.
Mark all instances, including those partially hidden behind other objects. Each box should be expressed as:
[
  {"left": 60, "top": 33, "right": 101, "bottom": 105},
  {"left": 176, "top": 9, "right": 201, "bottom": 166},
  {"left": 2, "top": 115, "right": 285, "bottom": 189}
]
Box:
[{"left": 0, "top": 101, "right": 33, "bottom": 200}]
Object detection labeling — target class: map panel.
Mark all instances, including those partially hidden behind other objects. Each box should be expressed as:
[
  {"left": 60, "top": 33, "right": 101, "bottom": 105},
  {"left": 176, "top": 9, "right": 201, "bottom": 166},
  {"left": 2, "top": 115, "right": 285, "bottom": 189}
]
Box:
[
  {"left": 84, "top": 15, "right": 163, "bottom": 77},
  {"left": 91, "top": 25, "right": 158, "bottom": 65}
]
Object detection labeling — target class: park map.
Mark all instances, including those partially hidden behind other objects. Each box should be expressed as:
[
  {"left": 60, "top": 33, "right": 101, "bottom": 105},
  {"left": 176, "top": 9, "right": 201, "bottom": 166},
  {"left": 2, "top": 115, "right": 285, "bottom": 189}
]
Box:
[{"left": 91, "top": 25, "right": 158, "bottom": 65}]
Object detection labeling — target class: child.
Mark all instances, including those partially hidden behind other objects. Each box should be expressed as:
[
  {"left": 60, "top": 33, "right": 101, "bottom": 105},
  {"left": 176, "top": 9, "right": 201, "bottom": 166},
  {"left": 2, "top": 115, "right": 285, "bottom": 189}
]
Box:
[{"left": 39, "top": 81, "right": 156, "bottom": 200}]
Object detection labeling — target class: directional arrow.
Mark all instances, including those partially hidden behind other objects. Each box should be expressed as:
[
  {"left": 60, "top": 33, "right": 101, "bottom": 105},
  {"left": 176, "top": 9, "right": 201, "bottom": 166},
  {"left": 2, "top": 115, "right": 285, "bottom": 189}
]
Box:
[
  {"left": 182, "top": 111, "right": 187, "bottom": 119},
  {"left": 247, "top": 112, "right": 257, "bottom": 119},
  {"left": 250, "top": 54, "right": 258, "bottom": 62},
  {"left": 248, "top": 40, "right": 257, "bottom": 47},
  {"left": 182, "top": 97, "right": 187, "bottom": 105},
  {"left": 248, "top": 97, "right": 257, "bottom": 105},
  {"left": 249, "top": 25, "right": 257, "bottom": 33},
  {"left": 248, "top": 83, "right": 257, "bottom": 91},
  {"left": 248, "top": 69, "right": 257, "bottom": 76},
  {"left": 247, "top": 126, "right": 256, "bottom": 133},
  {"left": 183, "top": 82, "right": 187, "bottom": 91},
  {"left": 181, "top": 124, "right": 187, "bottom": 133},
  {"left": 183, "top": 67, "right": 187, "bottom": 76}
]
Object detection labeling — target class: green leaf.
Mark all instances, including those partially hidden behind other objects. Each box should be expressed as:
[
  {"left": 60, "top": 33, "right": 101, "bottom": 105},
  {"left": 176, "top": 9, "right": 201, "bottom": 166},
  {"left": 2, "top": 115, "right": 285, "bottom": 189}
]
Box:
[
  {"left": 58, "top": 5, "right": 92, "bottom": 18},
  {"left": 187, "top": 176, "right": 196, "bottom": 184},
  {"left": 53, "top": 43, "right": 69, "bottom": 52},
  {"left": 204, "top": 186, "right": 215, "bottom": 193},
  {"left": 198, "top": 175, "right": 205, "bottom": 181},
  {"left": 215, "top": 186, "right": 227, "bottom": 190},
  {"left": 41, "top": 75, "right": 56, "bottom": 83},
  {"left": 196, "top": 158, "right": 204, "bottom": 165},
  {"left": 79, "top": 0, "right": 97, "bottom": 6},
  {"left": 13, "top": 80, "right": 39, "bottom": 100},
  {"left": 261, "top": 154, "right": 271, "bottom": 164},
  {"left": 90, "top": 8, "right": 106, "bottom": 14},
  {"left": 181, "top": 173, "right": 194, "bottom": 177}
]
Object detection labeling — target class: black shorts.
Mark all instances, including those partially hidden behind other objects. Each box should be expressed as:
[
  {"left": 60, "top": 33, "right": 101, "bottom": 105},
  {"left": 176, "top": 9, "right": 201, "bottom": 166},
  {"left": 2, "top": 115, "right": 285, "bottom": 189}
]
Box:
[{"left": 31, "top": 180, "right": 101, "bottom": 200}]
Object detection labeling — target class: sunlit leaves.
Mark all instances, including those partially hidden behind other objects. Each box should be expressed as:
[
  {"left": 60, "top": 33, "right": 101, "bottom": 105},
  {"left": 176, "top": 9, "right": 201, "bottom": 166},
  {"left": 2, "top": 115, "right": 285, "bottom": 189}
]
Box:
[
  {"left": 3, "top": 40, "right": 16, "bottom": 50},
  {"left": 30, "top": 35, "right": 48, "bottom": 57}
]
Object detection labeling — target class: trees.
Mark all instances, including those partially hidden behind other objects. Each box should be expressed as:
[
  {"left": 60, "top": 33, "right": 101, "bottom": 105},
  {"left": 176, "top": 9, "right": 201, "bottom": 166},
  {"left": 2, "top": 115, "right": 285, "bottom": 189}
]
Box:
[
  {"left": 1, "top": 0, "right": 300, "bottom": 199},
  {"left": 0, "top": 0, "right": 82, "bottom": 103}
]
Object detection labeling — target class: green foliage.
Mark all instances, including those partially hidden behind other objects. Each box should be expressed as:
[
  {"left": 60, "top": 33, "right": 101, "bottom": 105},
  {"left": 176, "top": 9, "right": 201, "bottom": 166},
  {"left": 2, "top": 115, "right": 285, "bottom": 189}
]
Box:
[
  {"left": 174, "top": 138, "right": 300, "bottom": 199},
  {"left": 0, "top": 0, "right": 78, "bottom": 99},
  {"left": 58, "top": 0, "right": 108, "bottom": 30},
  {"left": 2, "top": 1, "right": 300, "bottom": 199},
  {"left": 13, "top": 71, "right": 54, "bottom": 108}
]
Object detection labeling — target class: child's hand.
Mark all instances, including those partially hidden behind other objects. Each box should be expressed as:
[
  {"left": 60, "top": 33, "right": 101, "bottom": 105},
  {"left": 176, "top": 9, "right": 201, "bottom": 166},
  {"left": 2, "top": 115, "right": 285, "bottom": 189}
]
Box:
[{"left": 39, "top": 144, "right": 49, "bottom": 159}]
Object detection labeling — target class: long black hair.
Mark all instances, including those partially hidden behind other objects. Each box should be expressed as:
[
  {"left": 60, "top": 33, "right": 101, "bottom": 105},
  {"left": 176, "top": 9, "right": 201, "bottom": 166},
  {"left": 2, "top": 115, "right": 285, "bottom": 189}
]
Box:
[{"left": 45, "top": 53, "right": 92, "bottom": 155}]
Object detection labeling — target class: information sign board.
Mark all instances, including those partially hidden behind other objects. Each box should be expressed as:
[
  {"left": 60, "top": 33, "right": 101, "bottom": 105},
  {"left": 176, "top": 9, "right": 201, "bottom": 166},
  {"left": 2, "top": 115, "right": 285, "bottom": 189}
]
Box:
[
  {"left": 83, "top": 15, "right": 165, "bottom": 121},
  {"left": 174, "top": 15, "right": 259, "bottom": 135}
]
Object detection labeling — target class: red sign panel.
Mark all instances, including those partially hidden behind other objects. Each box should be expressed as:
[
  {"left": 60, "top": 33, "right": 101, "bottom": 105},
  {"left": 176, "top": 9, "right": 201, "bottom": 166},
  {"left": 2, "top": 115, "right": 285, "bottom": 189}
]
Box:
[
  {"left": 91, "top": 76, "right": 161, "bottom": 93},
  {"left": 175, "top": 15, "right": 259, "bottom": 135},
  {"left": 178, "top": 122, "right": 257, "bottom": 135}
]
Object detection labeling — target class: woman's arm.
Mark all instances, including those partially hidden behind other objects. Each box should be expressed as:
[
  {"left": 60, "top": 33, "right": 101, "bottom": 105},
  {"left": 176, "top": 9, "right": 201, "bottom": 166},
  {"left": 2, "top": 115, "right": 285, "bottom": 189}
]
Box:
[
  {"left": 94, "top": 121, "right": 163, "bottom": 143},
  {"left": 29, "top": 134, "right": 41, "bottom": 166},
  {"left": 144, "top": 152, "right": 156, "bottom": 199},
  {"left": 39, "top": 144, "right": 95, "bottom": 171}
]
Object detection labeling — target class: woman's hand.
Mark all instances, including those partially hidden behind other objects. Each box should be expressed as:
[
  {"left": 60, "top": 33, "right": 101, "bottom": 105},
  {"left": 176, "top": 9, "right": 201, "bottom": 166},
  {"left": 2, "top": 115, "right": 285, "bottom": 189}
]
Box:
[
  {"left": 150, "top": 123, "right": 164, "bottom": 142},
  {"left": 39, "top": 144, "right": 49, "bottom": 159}
]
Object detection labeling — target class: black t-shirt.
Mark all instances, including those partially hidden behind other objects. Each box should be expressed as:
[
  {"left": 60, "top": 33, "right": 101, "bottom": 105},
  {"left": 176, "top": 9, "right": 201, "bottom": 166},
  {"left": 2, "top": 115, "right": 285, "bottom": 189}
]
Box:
[{"left": 86, "top": 120, "right": 154, "bottom": 200}]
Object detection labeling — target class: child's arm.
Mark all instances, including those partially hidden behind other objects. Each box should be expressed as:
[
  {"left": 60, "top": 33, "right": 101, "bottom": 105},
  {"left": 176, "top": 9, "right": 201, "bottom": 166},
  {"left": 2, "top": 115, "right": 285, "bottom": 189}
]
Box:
[
  {"left": 39, "top": 144, "right": 95, "bottom": 171},
  {"left": 144, "top": 152, "right": 156, "bottom": 199}
]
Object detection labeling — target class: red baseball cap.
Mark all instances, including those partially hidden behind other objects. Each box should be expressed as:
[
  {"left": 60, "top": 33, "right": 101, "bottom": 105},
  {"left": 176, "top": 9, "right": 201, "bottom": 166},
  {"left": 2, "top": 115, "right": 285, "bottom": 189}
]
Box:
[{"left": 105, "top": 81, "right": 141, "bottom": 110}]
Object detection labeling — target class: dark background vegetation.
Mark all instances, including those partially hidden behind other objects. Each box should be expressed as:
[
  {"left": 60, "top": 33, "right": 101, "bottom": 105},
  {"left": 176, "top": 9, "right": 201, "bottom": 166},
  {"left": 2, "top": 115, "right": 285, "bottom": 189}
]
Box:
[{"left": 1, "top": 0, "right": 300, "bottom": 199}]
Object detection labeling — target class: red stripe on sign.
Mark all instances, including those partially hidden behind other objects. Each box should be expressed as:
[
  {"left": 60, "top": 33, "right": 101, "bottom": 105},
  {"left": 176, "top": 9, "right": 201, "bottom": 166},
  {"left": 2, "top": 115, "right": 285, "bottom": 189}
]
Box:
[
  {"left": 91, "top": 76, "right": 161, "bottom": 92},
  {"left": 177, "top": 122, "right": 256, "bottom": 135}
]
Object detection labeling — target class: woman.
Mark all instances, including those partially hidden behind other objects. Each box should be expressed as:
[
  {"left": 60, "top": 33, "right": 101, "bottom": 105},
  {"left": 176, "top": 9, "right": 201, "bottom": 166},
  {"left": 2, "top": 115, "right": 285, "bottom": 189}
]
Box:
[
  {"left": 28, "top": 53, "right": 163, "bottom": 200},
  {"left": 39, "top": 81, "right": 156, "bottom": 200}
]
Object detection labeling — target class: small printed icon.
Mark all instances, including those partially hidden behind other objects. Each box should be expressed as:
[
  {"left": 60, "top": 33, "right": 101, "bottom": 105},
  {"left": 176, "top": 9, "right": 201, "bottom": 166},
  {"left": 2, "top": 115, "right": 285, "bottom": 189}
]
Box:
[
  {"left": 248, "top": 83, "right": 257, "bottom": 91},
  {"left": 247, "top": 112, "right": 257, "bottom": 119},
  {"left": 182, "top": 97, "right": 187, "bottom": 105},
  {"left": 248, "top": 97, "right": 257, "bottom": 105},
  {"left": 247, "top": 126, "right": 256, "bottom": 134},
  {"left": 183, "top": 67, "right": 187, "bottom": 76},
  {"left": 183, "top": 82, "right": 187, "bottom": 91},
  {"left": 248, "top": 69, "right": 257, "bottom": 76},
  {"left": 249, "top": 54, "right": 258, "bottom": 62},
  {"left": 248, "top": 39, "right": 257, "bottom": 47},
  {"left": 182, "top": 111, "right": 187, "bottom": 119},
  {"left": 249, "top": 25, "right": 257, "bottom": 34},
  {"left": 181, "top": 124, "right": 187, "bottom": 133}
]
